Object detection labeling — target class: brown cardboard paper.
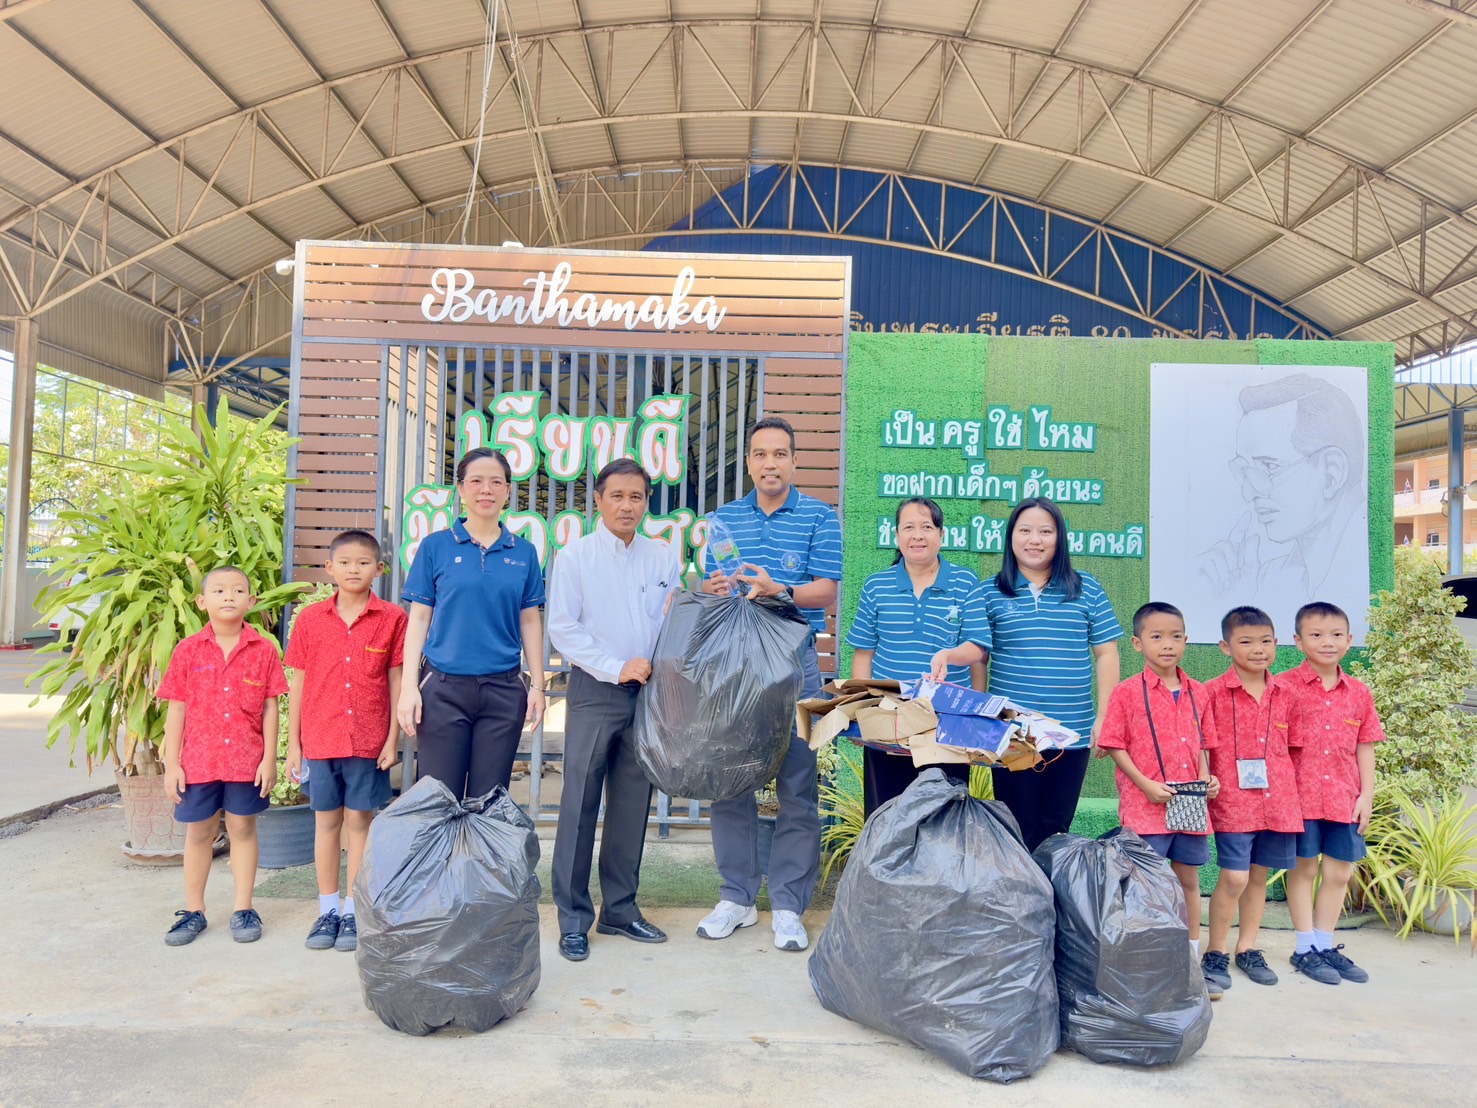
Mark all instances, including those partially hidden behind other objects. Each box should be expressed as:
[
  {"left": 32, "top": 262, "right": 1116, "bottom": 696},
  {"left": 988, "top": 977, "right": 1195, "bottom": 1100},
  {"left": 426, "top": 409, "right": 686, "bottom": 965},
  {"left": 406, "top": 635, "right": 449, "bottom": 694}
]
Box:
[
  {"left": 893, "top": 697, "right": 939, "bottom": 738},
  {"left": 908, "top": 728, "right": 972, "bottom": 767}
]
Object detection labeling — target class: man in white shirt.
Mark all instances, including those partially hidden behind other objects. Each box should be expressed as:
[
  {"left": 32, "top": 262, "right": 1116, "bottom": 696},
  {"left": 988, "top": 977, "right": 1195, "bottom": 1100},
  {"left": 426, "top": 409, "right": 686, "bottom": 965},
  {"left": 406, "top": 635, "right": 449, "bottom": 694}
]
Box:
[{"left": 547, "top": 458, "right": 682, "bottom": 961}]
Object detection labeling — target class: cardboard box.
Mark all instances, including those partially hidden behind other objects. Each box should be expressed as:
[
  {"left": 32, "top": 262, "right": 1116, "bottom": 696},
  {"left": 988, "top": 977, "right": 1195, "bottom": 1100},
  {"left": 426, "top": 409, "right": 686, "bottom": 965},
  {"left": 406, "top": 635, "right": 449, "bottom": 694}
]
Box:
[{"left": 902, "top": 679, "right": 1011, "bottom": 719}]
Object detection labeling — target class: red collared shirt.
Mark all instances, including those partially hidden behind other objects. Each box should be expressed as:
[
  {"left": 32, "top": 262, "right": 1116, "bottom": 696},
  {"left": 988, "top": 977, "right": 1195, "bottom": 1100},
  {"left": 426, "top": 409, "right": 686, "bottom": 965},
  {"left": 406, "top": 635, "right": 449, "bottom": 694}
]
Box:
[
  {"left": 284, "top": 592, "right": 407, "bottom": 760},
  {"left": 157, "top": 623, "right": 289, "bottom": 784},
  {"left": 1204, "top": 668, "right": 1302, "bottom": 833},
  {"left": 1097, "top": 666, "right": 1219, "bottom": 837},
  {"left": 1282, "top": 660, "right": 1385, "bottom": 823}
]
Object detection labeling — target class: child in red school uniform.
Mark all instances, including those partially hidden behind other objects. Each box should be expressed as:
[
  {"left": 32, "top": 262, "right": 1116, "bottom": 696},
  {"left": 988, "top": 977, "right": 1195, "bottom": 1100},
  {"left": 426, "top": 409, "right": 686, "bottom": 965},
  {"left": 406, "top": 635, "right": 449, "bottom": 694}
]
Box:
[
  {"left": 1097, "top": 602, "right": 1224, "bottom": 997},
  {"left": 1201, "top": 607, "right": 1303, "bottom": 993},
  {"left": 286, "top": 530, "right": 407, "bottom": 953},
  {"left": 158, "top": 566, "right": 289, "bottom": 946},
  {"left": 1282, "top": 601, "right": 1384, "bottom": 986}
]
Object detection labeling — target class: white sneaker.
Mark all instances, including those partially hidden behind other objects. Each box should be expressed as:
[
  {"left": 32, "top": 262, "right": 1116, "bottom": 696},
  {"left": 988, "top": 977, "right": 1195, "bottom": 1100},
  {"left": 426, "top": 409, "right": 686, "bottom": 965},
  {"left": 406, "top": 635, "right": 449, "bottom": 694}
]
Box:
[
  {"left": 697, "top": 900, "right": 759, "bottom": 940},
  {"left": 772, "top": 909, "right": 809, "bottom": 952}
]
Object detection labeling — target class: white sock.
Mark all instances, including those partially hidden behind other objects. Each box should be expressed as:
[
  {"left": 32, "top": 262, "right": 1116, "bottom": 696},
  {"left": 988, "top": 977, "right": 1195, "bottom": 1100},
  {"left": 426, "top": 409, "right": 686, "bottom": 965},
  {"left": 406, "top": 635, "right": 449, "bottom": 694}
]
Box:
[
  {"left": 343, "top": 897, "right": 356, "bottom": 918},
  {"left": 1295, "top": 930, "right": 1315, "bottom": 954},
  {"left": 1190, "top": 937, "right": 1200, "bottom": 956},
  {"left": 319, "top": 893, "right": 340, "bottom": 916},
  {"left": 1314, "top": 928, "right": 1334, "bottom": 950}
]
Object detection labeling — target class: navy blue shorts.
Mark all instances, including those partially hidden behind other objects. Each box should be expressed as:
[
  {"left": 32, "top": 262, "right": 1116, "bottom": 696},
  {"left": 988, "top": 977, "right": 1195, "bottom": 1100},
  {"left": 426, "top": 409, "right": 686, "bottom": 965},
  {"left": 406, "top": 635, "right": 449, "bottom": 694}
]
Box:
[
  {"left": 1214, "top": 830, "right": 1298, "bottom": 872},
  {"left": 1139, "top": 832, "right": 1210, "bottom": 867},
  {"left": 306, "top": 756, "right": 390, "bottom": 813},
  {"left": 174, "top": 780, "right": 269, "bottom": 823},
  {"left": 1296, "top": 819, "right": 1366, "bottom": 863}
]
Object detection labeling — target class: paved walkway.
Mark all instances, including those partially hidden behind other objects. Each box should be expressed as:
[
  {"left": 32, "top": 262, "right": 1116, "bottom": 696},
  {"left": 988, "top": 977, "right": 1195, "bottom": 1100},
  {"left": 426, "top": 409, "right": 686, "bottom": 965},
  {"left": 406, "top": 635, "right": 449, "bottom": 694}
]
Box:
[{"left": 0, "top": 651, "right": 109, "bottom": 824}]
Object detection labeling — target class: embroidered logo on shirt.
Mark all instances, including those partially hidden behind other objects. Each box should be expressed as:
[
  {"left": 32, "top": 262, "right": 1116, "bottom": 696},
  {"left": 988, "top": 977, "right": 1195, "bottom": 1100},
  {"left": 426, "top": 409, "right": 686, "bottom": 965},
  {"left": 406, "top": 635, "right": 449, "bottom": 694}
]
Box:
[
  {"left": 945, "top": 604, "right": 961, "bottom": 624},
  {"left": 780, "top": 551, "right": 802, "bottom": 573},
  {"left": 454, "top": 556, "right": 462, "bottom": 563}
]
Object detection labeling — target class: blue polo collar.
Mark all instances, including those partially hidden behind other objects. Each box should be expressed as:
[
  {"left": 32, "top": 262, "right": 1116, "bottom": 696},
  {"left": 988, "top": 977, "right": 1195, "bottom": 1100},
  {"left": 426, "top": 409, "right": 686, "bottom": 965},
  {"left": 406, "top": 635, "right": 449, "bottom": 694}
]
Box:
[
  {"left": 891, "top": 558, "right": 960, "bottom": 594},
  {"left": 450, "top": 517, "right": 515, "bottom": 549},
  {"left": 741, "top": 485, "right": 800, "bottom": 514}
]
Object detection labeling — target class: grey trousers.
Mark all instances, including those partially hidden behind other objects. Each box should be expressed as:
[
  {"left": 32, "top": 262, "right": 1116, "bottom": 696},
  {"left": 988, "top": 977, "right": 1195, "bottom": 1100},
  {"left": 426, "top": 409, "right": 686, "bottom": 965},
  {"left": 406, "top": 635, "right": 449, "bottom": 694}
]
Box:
[
  {"left": 552, "top": 668, "right": 653, "bottom": 935},
  {"left": 709, "top": 644, "right": 823, "bottom": 913}
]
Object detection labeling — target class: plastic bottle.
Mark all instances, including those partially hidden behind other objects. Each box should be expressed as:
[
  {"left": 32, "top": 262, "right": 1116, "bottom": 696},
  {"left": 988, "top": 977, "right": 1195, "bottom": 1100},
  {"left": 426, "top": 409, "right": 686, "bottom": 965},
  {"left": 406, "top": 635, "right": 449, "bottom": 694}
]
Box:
[{"left": 706, "top": 514, "right": 745, "bottom": 579}]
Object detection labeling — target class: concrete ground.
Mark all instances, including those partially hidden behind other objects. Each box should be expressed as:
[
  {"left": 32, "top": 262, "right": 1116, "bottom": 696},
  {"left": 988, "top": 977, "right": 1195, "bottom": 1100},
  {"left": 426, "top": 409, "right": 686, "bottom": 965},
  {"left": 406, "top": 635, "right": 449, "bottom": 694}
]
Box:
[
  {"left": 0, "top": 650, "right": 109, "bottom": 825},
  {"left": 2, "top": 654, "right": 1475, "bottom": 1106}
]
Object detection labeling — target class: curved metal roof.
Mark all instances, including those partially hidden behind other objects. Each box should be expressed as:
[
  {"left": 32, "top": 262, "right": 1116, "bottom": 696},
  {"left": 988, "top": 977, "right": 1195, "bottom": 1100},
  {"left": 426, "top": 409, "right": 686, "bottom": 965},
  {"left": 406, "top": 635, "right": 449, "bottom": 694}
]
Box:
[{"left": 4, "top": 0, "right": 1477, "bottom": 379}]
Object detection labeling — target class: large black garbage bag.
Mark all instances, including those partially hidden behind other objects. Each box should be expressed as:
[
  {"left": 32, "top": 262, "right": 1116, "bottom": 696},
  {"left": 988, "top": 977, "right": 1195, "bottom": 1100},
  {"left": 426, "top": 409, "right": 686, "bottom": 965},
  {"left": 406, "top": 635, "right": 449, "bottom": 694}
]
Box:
[
  {"left": 1033, "top": 829, "right": 1212, "bottom": 1065},
  {"left": 809, "top": 769, "right": 1059, "bottom": 1082},
  {"left": 634, "top": 590, "right": 811, "bottom": 802},
  {"left": 353, "top": 777, "right": 541, "bottom": 1036}
]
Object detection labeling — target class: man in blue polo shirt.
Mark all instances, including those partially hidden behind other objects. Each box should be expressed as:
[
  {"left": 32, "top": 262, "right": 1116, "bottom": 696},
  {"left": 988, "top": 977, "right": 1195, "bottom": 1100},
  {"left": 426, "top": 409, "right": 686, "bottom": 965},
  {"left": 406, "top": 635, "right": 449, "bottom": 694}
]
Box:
[{"left": 697, "top": 416, "right": 842, "bottom": 953}]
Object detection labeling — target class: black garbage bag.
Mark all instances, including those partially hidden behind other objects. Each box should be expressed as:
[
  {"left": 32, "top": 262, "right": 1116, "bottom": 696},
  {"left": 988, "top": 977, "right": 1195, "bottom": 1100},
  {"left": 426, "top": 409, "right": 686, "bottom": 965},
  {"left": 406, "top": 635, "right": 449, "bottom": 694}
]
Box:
[
  {"left": 353, "top": 777, "right": 541, "bottom": 1036},
  {"left": 1033, "top": 829, "right": 1213, "bottom": 1065},
  {"left": 634, "top": 590, "right": 812, "bottom": 802},
  {"left": 808, "top": 769, "right": 1059, "bottom": 1083}
]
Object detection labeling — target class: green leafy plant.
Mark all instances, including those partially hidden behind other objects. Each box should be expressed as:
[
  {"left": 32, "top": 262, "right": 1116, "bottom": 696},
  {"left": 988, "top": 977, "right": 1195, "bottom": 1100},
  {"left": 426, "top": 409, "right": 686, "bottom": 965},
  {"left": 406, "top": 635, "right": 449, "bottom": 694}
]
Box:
[
  {"left": 819, "top": 742, "right": 866, "bottom": 889},
  {"left": 968, "top": 764, "right": 995, "bottom": 801},
  {"left": 1351, "top": 546, "right": 1477, "bottom": 806},
  {"left": 1354, "top": 787, "right": 1477, "bottom": 950},
  {"left": 31, "top": 401, "right": 304, "bottom": 776}
]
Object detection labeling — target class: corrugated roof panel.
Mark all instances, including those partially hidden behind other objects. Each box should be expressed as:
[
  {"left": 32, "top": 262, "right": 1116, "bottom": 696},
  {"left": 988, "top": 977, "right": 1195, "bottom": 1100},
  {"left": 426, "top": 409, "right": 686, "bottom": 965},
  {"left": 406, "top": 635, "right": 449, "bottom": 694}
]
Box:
[
  {"left": 1042, "top": 164, "right": 1125, "bottom": 223},
  {"left": 0, "top": 45, "right": 144, "bottom": 179},
  {"left": 682, "top": 120, "right": 753, "bottom": 161},
  {"left": 16, "top": 1, "right": 233, "bottom": 141},
  {"left": 1395, "top": 133, "right": 1477, "bottom": 214},
  {"left": 598, "top": 28, "right": 678, "bottom": 116},
  {"left": 1141, "top": 0, "right": 1305, "bottom": 104},
  {"left": 979, "top": 146, "right": 1067, "bottom": 199},
  {"left": 1105, "top": 187, "right": 1208, "bottom": 244},
  {"left": 907, "top": 136, "right": 994, "bottom": 187},
  {"left": 267, "top": 0, "right": 405, "bottom": 80},
  {"left": 1067, "top": 0, "right": 1204, "bottom": 75},
  {"left": 1228, "top": 4, "right": 1440, "bottom": 134},
  {"left": 144, "top": 0, "right": 317, "bottom": 107},
  {"left": 1169, "top": 211, "right": 1277, "bottom": 273},
  {"left": 0, "top": 157, "right": 69, "bottom": 211},
  {"left": 580, "top": 0, "right": 670, "bottom": 29},
  {"left": 971, "top": 0, "right": 1093, "bottom": 53},
  {"left": 542, "top": 128, "right": 620, "bottom": 173},
  {"left": 680, "top": 27, "right": 753, "bottom": 113},
  {"left": 380, "top": 0, "right": 494, "bottom": 56}
]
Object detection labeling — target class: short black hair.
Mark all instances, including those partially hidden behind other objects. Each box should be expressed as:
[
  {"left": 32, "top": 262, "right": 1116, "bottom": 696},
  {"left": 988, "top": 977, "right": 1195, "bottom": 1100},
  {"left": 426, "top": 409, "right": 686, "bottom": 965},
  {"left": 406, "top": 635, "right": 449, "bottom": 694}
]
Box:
[
  {"left": 1132, "top": 601, "right": 1184, "bottom": 636},
  {"left": 201, "top": 565, "right": 251, "bottom": 590},
  {"left": 594, "top": 457, "right": 651, "bottom": 497},
  {"left": 455, "top": 446, "right": 513, "bottom": 485},
  {"left": 1295, "top": 601, "right": 1349, "bottom": 635},
  {"left": 748, "top": 415, "right": 796, "bottom": 454},
  {"left": 329, "top": 529, "right": 383, "bottom": 560},
  {"left": 1221, "top": 605, "right": 1274, "bottom": 640}
]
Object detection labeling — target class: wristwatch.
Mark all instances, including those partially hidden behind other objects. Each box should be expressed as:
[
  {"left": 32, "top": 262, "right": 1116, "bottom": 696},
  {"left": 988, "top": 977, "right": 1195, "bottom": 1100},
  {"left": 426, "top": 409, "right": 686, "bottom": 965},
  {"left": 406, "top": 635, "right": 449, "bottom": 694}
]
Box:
[{"left": 784, "top": 585, "right": 796, "bottom": 600}]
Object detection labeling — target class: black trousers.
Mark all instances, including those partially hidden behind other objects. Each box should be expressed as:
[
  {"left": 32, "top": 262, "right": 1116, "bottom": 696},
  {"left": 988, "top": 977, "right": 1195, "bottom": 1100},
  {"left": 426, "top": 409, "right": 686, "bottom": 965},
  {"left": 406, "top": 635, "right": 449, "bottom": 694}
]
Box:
[
  {"left": 551, "top": 669, "right": 652, "bottom": 934},
  {"left": 863, "top": 747, "right": 971, "bottom": 819},
  {"left": 990, "top": 747, "right": 1091, "bottom": 851},
  {"left": 416, "top": 666, "right": 528, "bottom": 800}
]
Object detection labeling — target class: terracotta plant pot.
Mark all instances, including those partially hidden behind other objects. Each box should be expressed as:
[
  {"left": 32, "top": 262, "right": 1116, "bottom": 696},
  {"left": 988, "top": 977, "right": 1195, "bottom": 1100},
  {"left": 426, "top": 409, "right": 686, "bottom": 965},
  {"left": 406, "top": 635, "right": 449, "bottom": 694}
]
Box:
[
  {"left": 257, "top": 802, "right": 316, "bottom": 870},
  {"left": 116, "top": 767, "right": 188, "bottom": 863}
]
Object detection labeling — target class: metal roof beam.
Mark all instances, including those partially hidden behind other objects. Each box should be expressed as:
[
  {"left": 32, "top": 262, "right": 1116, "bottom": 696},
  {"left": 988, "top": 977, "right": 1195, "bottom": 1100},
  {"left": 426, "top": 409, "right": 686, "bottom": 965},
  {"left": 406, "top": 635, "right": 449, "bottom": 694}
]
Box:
[{"left": 1398, "top": 0, "right": 1477, "bottom": 31}]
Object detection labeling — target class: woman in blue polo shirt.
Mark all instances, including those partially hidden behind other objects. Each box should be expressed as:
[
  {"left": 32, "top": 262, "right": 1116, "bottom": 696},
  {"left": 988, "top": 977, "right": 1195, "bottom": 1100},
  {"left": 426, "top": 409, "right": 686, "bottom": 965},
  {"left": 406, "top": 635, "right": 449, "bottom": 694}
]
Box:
[
  {"left": 397, "top": 447, "right": 547, "bottom": 800},
  {"left": 849, "top": 498, "right": 987, "bottom": 817},
  {"left": 931, "top": 496, "right": 1123, "bottom": 850}
]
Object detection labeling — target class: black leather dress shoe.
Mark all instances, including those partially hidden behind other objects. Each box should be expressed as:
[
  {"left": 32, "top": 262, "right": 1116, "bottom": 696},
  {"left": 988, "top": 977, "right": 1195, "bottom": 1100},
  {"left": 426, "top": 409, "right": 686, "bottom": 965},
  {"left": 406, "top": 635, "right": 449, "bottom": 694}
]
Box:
[
  {"left": 595, "top": 916, "right": 668, "bottom": 943},
  {"left": 558, "top": 932, "right": 589, "bottom": 961}
]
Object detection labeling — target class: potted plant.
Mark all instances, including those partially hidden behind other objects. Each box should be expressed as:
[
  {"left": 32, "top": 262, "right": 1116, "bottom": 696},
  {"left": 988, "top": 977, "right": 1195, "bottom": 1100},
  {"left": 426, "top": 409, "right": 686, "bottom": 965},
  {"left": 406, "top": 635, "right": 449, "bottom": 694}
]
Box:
[
  {"left": 31, "top": 401, "right": 303, "bottom": 860},
  {"left": 256, "top": 582, "right": 335, "bottom": 869},
  {"left": 1355, "top": 787, "right": 1477, "bottom": 951}
]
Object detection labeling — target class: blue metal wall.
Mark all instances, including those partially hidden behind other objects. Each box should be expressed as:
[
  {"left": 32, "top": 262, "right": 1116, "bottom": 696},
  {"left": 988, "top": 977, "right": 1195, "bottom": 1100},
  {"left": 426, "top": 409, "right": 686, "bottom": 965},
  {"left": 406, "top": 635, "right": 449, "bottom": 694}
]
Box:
[{"left": 647, "top": 165, "right": 1322, "bottom": 343}]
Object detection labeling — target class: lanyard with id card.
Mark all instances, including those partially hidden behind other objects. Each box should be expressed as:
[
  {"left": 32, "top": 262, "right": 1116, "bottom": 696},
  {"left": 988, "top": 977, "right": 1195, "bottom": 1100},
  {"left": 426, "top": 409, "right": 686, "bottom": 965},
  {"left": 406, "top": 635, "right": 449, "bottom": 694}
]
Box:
[{"left": 1229, "top": 692, "right": 1271, "bottom": 790}]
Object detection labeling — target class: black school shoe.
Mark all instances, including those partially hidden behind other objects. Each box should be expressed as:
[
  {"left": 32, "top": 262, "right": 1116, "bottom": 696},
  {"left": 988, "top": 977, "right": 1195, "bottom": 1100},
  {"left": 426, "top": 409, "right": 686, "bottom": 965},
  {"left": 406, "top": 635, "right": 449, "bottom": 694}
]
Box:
[
  {"left": 165, "top": 910, "right": 207, "bottom": 947},
  {"left": 334, "top": 914, "right": 358, "bottom": 952},
  {"left": 1320, "top": 944, "right": 1370, "bottom": 983},
  {"left": 1235, "top": 949, "right": 1279, "bottom": 985},
  {"left": 559, "top": 933, "right": 590, "bottom": 961},
  {"left": 1289, "top": 948, "right": 1341, "bottom": 985},
  {"left": 305, "top": 912, "right": 340, "bottom": 950},
  {"left": 230, "top": 908, "right": 263, "bottom": 943},
  {"left": 1201, "top": 950, "right": 1233, "bottom": 993}
]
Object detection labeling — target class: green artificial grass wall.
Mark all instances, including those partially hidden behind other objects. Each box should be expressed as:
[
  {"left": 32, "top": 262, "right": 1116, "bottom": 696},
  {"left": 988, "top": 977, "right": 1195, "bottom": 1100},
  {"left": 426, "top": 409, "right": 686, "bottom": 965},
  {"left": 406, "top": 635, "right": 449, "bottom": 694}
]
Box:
[{"left": 838, "top": 334, "right": 1397, "bottom": 819}]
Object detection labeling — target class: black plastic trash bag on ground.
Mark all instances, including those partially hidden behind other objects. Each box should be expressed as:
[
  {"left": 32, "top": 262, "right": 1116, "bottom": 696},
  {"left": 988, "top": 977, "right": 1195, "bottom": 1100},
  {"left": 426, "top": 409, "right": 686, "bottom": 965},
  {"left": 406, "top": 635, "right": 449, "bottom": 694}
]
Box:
[
  {"left": 353, "top": 776, "right": 541, "bottom": 1036},
  {"left": 808, "top": 769, "right": 1059, "bottom": 1082},
  {"left": 634, "top": 590, "right": 811, "bottom": 802},
  {"left": 1033, "top": 829, "right": 1212, "bottom": 1065}
]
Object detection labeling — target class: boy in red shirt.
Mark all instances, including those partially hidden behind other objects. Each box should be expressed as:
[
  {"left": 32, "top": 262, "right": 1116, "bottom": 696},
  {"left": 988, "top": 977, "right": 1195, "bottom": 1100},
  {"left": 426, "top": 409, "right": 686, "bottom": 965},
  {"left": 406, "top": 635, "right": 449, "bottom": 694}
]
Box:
[
  {"left": 1201, "top": 606, "right": 1302, "bottom": 993},
  {"left": 1283, "top": 601, "right": 1384, "bottom": 986},
  {"left": 1097, "top": 602, "right": 1223, "bottom": 997},
  {"left": 159, "top": 566, "right": 289, "bottom": 946},
  {"left": 286, "top": 530, "right": 407, "bottom": 953}
]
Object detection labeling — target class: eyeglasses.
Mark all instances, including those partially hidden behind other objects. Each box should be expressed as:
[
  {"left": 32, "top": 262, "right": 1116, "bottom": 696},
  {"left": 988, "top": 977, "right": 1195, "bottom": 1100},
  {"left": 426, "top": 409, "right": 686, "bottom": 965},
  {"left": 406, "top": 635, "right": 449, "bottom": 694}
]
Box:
[{"left": 1229, "top": 450, "right": 1321, "bottom": 494}]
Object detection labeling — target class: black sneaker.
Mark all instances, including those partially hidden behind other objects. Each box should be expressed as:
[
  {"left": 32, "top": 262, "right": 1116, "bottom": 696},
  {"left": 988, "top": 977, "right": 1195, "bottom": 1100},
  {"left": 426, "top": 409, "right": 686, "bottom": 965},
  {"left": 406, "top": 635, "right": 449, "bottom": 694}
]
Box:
[
  {"left": 334, "top": 914, "right": 358, "bottom": 952},
  {"left": 1201, "top": 950, "right": 1233, "bottom": 993},
  {"left": 1235, "top": 948, "right": 1279, "bottom": 985},
  {"left": 305, "top": 912, "right": 340, "bottom": 950},
  {"left": 230, "top": 908, "right": 263, "bottom": 943},
  {"left": 1202, "top": 971, "right": 1224, "bottom": 1000},
  {"left": 165, "top": 910, "right": 207, "bottom": 947},
  {"left": 1289, "top": 947, "right": 1340, "bottom": 985},
  {"left": 1320, "top": 944, "right": 1370, "bottom": 983}
]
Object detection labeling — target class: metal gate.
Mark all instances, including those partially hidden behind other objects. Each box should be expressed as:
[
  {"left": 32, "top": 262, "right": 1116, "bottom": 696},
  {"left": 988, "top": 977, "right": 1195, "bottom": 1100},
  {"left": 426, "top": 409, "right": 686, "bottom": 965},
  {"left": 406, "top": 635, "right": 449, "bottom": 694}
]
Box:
[{"left": 381, "top": 342, "right": 763, "bottom": 827}]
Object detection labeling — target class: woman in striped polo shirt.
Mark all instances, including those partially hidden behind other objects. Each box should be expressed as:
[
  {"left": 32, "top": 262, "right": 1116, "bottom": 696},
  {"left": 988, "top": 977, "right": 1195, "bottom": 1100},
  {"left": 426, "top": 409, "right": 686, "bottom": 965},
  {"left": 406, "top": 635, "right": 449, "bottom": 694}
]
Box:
[
  {"left": 931, "top": 497, "right": 1124, "bottom": 850},
  {"left": 849, "top": 497, "right": 987, "bottom": 817}
]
